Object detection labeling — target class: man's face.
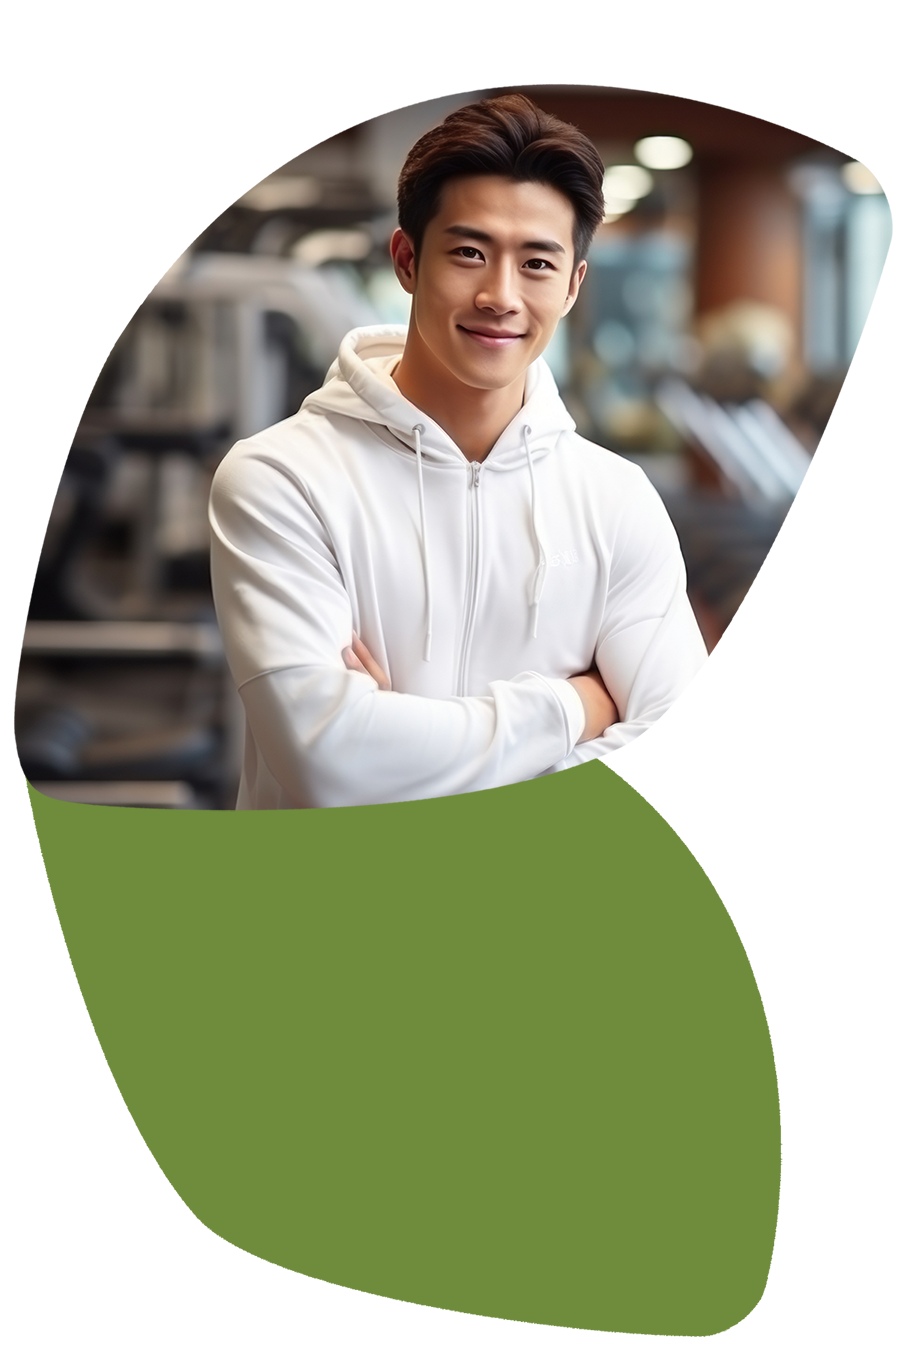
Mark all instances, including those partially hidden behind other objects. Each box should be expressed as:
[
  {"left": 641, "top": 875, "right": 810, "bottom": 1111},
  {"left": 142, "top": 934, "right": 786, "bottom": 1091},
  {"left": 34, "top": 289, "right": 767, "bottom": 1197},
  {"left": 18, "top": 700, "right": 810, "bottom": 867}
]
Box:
[{"left": 392, "top": 175, "right": 587, "bottom": 393}]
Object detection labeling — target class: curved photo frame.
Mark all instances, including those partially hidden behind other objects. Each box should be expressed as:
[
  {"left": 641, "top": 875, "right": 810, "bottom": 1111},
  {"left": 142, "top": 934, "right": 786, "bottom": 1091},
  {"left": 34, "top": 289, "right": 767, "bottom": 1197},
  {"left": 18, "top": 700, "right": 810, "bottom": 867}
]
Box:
[
  {"left": 16, "top": 87, "right": 887, "bottom": 814},
  {"left": 12, "top": 39, "right": 895, "bottom": 1339}
]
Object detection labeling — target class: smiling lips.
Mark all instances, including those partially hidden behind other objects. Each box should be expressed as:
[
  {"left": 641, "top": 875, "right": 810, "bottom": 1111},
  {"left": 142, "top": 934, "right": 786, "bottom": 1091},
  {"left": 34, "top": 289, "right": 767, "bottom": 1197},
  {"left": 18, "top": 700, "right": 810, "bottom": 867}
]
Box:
[{"left": 458, "top": 325, "right": 525, "bottom": 349}]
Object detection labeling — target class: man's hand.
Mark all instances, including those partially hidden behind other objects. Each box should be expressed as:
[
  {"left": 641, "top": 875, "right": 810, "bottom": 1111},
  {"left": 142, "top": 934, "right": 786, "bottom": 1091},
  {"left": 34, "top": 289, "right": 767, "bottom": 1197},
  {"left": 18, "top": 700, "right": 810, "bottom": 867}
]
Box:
[
  {"left": 343, "top": 634, "right": 615, "bottom": 743},
  {"left": 342, "top": 631, "right": 391, "bottom": 690},
  {"left": 568, "top": 667, "right": 619, "bottom": 743}
]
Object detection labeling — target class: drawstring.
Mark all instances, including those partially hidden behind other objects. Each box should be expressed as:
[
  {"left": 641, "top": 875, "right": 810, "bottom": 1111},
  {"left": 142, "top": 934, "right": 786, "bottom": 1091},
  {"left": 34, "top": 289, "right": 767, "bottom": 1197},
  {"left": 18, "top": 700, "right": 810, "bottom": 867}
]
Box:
[
  {"left": 523, "top": 425, "right": 547, "bottom": 639},
  {"left": 412, "top": 424, "right": 433, "bottom": 661}
]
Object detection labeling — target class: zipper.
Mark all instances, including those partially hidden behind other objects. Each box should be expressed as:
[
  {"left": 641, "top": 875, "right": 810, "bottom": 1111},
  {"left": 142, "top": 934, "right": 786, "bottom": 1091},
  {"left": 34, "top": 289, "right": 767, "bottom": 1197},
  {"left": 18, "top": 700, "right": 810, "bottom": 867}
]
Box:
[{"left": 456, "top": 461, "right": 482, "bottom": 695}]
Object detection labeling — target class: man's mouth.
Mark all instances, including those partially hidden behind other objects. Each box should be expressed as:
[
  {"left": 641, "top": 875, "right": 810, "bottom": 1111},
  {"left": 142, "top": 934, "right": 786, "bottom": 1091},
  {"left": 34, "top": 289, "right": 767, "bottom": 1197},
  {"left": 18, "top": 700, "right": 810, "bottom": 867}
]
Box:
[{"left": 457, "top": 325, "right": 525, "bottom": 349}]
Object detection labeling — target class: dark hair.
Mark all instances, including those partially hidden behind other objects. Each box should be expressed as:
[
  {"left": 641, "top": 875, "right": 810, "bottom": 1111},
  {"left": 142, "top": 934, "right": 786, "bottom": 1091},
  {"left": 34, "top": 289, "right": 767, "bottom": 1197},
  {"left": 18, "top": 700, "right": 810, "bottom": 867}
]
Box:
[{"left": 397, "top": 94, "right": 605, "bottom": 265}]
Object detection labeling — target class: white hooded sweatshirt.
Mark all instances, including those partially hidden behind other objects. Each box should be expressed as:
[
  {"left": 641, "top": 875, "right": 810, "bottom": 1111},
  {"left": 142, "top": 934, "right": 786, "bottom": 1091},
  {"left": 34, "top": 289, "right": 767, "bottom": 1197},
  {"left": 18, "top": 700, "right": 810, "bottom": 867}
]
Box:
[{"left": 209, "top": 325, "right": 707, "bottom": 809}]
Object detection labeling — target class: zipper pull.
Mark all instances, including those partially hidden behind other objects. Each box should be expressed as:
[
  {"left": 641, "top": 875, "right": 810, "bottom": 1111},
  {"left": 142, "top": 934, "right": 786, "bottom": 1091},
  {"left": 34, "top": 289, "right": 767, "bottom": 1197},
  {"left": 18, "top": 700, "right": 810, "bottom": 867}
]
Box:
[{"left": 471, "top": 462, "right": 481, "bottom": 488}]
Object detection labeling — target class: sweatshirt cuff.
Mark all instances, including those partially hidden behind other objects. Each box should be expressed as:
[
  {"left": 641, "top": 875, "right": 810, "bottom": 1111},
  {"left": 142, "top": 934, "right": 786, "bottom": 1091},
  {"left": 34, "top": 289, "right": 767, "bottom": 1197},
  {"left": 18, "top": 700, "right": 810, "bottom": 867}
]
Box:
[{"left": 542, "top": 676, "right": 586, "bottom": 754}]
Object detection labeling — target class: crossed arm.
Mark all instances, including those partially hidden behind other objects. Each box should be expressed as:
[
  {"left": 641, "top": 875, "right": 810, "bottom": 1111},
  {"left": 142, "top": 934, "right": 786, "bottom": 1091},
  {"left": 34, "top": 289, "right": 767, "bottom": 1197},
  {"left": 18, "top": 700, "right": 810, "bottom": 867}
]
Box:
[
  {"left": 342, "top": 632, "right": 619, "bottom": 743},
  {"left": 211, "top": 446, "right": 706, "bottom": 807}
]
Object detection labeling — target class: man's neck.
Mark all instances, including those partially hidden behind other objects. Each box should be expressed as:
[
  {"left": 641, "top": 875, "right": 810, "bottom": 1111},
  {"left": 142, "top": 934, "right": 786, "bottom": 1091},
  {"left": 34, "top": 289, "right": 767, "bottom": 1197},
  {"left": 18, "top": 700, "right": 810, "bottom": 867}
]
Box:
[{"left": 392, "top": 325, "right": 526, "bottom": 464}]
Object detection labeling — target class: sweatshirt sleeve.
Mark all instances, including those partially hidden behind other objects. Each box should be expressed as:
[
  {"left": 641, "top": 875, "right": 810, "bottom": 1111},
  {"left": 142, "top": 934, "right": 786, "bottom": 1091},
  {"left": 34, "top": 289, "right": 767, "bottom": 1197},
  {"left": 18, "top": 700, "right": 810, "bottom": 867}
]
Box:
[
  {"left": 209, "top": 445, "right": 585, "bottom": 808},
  {"left": 549, "top": 472, "right": 707, "bottom": 772}
]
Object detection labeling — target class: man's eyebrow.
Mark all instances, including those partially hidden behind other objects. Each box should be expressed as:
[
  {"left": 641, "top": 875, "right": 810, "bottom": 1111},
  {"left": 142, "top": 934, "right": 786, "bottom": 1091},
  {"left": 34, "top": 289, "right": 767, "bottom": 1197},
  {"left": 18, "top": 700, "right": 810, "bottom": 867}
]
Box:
[{"left": 443, "top": 224, "right": 567, "bottom": 254}]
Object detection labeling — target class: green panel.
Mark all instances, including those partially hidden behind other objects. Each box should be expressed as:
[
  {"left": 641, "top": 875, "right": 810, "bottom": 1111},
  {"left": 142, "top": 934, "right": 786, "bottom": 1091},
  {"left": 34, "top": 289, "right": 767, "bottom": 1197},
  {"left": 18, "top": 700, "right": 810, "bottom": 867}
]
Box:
[{"left": 28, "top": 761, "right": 779, "bottom": 1335}]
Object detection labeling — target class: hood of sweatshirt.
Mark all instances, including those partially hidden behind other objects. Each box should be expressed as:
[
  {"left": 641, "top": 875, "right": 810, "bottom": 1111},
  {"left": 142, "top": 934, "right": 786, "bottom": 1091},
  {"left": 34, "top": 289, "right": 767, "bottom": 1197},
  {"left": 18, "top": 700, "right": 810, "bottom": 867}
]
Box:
[{"left": 301, "top": 324, "right": 576, "bottom": 470}]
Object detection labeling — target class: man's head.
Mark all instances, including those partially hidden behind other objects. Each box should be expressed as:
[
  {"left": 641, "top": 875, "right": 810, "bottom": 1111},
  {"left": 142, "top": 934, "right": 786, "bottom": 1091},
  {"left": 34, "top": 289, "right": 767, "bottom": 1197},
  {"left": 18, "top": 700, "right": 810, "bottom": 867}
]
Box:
[
  {"left": 390, "top": 97, "right": 605, "bottom": 403},
  {"left": 397, "top": 94, "right": 605, "bottom": 269}
]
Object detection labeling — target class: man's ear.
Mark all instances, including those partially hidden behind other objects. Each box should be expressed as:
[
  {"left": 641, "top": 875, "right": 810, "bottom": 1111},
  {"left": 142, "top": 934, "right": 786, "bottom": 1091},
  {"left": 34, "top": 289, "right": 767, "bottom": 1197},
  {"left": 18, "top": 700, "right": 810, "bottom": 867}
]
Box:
[
  {"left": 562, "top": 258, "right": 588, "bottom": 316},
  {"left": 390, "top": 228, "right": 417, "bottom": 294}
]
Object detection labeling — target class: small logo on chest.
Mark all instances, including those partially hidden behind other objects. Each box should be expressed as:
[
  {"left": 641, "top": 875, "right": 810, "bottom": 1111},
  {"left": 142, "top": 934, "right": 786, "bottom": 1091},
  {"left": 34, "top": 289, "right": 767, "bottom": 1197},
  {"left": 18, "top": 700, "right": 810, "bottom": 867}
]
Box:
[{"left": 548, "top": 549, "right": 579, "bottom": 567}]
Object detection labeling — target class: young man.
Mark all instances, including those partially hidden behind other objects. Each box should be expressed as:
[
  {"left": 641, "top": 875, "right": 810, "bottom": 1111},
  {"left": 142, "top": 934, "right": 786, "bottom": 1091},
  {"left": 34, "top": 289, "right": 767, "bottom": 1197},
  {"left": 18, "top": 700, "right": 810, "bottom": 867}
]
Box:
[{"left": 209, "top": 95, "right": 707, "bottom": 809}]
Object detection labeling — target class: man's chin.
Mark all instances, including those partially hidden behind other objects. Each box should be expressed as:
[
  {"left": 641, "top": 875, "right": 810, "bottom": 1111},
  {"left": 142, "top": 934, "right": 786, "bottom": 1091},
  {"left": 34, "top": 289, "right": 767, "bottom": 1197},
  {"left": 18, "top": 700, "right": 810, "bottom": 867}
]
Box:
[
  {"left": 447, "top": 347, "right": 533, "bottom": 393},
  {"left": 456, "top": 369, "right": 528, "bottom": 394}
]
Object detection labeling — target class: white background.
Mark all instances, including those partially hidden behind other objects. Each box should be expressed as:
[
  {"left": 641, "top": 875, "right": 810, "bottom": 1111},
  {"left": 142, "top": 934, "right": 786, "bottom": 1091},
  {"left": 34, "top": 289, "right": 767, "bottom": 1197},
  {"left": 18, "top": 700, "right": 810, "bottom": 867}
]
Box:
[{"left": 2, "top": 2, "right": 897, "bottom": 1345}]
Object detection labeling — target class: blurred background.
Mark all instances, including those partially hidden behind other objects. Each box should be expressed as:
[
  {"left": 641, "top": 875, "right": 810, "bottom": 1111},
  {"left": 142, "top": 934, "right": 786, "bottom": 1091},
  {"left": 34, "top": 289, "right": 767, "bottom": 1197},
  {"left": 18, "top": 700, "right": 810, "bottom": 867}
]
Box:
[{"left": 16, "top": 85, "right": 891, "bottom": 809}]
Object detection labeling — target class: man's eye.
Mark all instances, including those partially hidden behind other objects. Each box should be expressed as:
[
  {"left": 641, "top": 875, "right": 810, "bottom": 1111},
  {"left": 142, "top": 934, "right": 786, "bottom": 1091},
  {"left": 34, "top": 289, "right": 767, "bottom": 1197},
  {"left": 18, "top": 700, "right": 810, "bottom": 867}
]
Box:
[
  {"left": 524, "top": 258, "right": 553, "bottom": 271},
  {"left": 456, "top": 247, "right": 483, "bottom": 260}
]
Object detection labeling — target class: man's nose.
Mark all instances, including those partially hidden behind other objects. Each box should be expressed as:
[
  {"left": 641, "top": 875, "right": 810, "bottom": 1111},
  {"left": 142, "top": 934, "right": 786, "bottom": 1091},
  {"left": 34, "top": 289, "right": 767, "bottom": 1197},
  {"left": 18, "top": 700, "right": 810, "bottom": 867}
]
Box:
[{"left": 475, "top": 262, "right": 520, "bottom": 313}]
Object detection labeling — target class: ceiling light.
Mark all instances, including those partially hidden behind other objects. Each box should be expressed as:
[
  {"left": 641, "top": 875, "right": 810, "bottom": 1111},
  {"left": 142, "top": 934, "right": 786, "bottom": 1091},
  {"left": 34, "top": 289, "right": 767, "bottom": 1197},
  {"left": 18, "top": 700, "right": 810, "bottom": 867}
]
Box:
[
  {"left": 634, "top": 136, "right": 693, "bottom": 170},
  {"left": 603, "top": 165, "right": 654, "bottom": 202},
  {"left": 604, "top": 197, "right": 638, "bottom": 220},
  {"left": 841, "top": 161, "right": 883, "bottom": 195}
]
